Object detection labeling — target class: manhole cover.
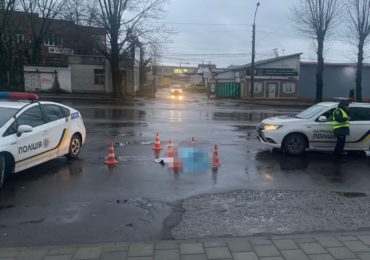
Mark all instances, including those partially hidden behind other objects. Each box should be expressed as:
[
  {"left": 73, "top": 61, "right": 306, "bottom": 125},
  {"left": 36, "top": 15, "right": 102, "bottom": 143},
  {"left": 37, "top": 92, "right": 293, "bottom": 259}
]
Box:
[{"left": 336, "top": 192, "right": 367, "bottom": 198}]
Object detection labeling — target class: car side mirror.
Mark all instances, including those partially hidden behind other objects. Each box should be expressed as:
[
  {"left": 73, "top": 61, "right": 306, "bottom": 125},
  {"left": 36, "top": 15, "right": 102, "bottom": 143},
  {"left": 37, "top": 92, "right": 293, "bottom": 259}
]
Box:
[
  {"left": 318, "top": 116, "right": 328, "bottom": 122},
  {"left": 17, "top": 125, "right": 33, "bottom": 137}
]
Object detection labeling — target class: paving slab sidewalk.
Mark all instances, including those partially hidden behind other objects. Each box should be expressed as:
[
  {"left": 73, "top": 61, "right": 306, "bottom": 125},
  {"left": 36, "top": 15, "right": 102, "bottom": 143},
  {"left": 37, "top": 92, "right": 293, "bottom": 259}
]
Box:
[{"left": 3, "top": 231, "right": 370, "bottom": 259}]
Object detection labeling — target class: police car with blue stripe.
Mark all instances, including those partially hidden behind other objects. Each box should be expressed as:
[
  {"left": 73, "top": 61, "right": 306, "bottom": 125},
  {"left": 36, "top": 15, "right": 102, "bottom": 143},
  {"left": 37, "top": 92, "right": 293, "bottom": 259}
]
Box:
[
  {"left": 0, "top": 92, "right": 86, "bottom": 187},
  {"left": 257, "top": 102, "right": 370, "bottom": 155}
]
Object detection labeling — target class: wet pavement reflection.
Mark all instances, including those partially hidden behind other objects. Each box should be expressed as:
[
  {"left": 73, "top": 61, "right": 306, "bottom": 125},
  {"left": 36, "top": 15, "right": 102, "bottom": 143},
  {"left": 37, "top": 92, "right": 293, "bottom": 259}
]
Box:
[{"left": 0, "top": 89, "right": 369, "bottom": 246}]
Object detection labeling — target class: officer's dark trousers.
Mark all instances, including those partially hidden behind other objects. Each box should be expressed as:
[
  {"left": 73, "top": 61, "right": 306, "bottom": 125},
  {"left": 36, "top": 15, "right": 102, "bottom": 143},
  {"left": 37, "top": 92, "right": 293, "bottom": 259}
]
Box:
[{"left": 335, "top": 135, "right": 346, "bottom": 158}]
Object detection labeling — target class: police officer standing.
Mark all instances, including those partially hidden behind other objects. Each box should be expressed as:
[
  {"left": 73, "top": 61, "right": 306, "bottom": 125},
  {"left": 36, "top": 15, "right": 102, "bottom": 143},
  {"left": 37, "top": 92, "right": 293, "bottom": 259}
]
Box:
[{"left": 333, "top": 101, "right": 350, "bottom": 161}]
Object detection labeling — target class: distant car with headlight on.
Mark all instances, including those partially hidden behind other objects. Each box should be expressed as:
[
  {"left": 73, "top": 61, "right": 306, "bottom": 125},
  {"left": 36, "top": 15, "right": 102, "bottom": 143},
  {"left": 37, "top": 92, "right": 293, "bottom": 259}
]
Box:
[
  {"left": 170, "top": 85, "right": 183, "bottom": 99},
  {"left": 0, "top": 92, "right": 86, "bottom": 187},
  {"left": 257, "top": 102, "right": 370, "bottom": 155}
]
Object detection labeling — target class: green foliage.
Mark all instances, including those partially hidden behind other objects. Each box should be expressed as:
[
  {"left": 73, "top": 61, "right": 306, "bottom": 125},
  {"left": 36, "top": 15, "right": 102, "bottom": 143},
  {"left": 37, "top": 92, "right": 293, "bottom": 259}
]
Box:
[{"left": 186, "top": 84, "right": 206, "bottom": 93}]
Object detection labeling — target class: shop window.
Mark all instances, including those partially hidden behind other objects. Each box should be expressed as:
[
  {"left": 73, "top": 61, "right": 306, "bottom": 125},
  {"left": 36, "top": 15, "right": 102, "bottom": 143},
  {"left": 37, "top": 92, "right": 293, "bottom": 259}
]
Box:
[
  {"left": 283, "top": 82, "right": 296, "bottom": 93},
  {"left": 250, "top": 82, "right": 262, "bottom": 93},
  {"left": 94, "top": 69, "right": 105, "bottom": 85}
]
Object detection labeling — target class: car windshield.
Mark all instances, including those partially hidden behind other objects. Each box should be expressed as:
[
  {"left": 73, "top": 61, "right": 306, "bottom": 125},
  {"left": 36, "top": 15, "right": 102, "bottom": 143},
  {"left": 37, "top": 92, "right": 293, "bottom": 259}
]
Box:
[
  {"left": 295, "top": 104, "right": 327, "bottom": 119},
  {"left": 0, "top": 107, "right": 18, "bottom": 128}
]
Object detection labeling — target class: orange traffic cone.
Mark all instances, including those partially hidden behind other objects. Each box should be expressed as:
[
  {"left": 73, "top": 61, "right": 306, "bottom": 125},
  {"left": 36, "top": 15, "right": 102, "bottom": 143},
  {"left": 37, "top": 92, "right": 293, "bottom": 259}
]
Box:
[
  {"left": 152, "top": 132, "right": 163, "bottom": 151},
  {"left": 172, "top": 160, "right": 183, "bottom": 169},
  {"left": 212, "top": 145, "right": 221, "bottom": 167},
  {"left": 104, "top": 143, "right": 119, "bottom": 166},
  {"left": 166, "top": 139, "right": 174, "bottom": 158}
]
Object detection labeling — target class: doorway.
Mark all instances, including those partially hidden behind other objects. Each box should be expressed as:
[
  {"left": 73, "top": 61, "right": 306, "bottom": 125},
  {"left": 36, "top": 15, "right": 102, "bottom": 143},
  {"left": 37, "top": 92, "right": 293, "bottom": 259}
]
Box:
[{"left": 266, "top": 82, "right": 278, "bottom": 98}]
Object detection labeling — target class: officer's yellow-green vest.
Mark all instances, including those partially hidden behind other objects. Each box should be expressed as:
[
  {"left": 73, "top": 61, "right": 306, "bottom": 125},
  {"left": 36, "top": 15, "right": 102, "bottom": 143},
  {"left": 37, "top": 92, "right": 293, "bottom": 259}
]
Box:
[{"left": 333, "top": 108, "right": 350, "bottom": 130}]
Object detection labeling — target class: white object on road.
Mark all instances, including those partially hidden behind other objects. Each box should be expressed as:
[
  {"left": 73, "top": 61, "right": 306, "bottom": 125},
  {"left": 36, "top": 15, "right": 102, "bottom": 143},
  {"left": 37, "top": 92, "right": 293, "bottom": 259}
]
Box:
[{"left": 155, "top": 157, "right": 174, "bottom": 164}]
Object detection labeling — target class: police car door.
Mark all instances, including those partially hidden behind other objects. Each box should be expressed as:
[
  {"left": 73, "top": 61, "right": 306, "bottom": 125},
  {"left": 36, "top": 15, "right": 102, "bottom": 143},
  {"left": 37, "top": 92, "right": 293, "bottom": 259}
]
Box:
[
  {"left": 347, "top": 106, "right": 370, "bottom": 149},
  {"left": 309, "top": 108, "right": 336, "bottom": 149},
  {"left": 41, "top": 104, "right": 69, "bottom": 156},
  {"left": 16, "top": 104, "right": 49, "bottom": 163}
]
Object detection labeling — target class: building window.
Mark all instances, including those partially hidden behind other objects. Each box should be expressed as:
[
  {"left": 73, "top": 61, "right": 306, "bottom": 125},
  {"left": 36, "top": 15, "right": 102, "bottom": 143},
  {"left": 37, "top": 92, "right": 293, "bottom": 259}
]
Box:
[
  {"left": 249, "top": 82, "right": 263, "bottom": 93},
  {"left": 282, "top": 82, "right": 296, "bottom": 94},
  {"left": 15, "top": 33, "right": 24, "bottom": 43},
  {"left": 94, "top": 69, "right": 105, "bottom": 85},
  {"left": 44, "top": 34, "right": 64, "bottom": 46}
]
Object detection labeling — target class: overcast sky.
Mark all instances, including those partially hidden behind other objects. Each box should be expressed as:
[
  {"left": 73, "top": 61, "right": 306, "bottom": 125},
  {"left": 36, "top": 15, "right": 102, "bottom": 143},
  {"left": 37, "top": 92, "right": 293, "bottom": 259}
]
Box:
[{"left": 157, "top": 0, "right": 359, "bottom": 68}]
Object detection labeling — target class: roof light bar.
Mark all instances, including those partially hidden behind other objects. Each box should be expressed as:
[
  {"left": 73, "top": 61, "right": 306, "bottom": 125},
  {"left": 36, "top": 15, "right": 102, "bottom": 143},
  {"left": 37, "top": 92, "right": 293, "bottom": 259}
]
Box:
[{"left": 0, "top": 92, "right": 39, "bottom": 101}]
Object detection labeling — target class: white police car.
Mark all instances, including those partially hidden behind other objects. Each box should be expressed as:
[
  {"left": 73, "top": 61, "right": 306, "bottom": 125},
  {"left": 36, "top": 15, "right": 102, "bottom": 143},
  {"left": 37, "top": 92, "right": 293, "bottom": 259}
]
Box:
[
  {"left": 0, "top": 92, "right": 86, "bottom": 187},
  {"left": 257, "top": 102, "right": 370, "bottom": 155}
]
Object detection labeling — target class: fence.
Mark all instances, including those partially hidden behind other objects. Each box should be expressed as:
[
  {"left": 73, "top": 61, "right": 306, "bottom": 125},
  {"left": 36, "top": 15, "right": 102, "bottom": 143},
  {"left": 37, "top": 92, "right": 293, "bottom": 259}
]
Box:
[
  {"left": 215, "top": 82, "right": 240, "bottom": 99},
  {"left": 0, "top": 70, "right": 24, "bottom": 92}
]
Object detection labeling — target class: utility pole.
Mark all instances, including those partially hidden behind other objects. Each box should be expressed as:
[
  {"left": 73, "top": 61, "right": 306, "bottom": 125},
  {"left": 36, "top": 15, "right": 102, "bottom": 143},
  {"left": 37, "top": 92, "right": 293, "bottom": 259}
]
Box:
[
  {"left": 152, "top": 48, "right": 158, "bottom": 98},
  {"left": 250, "top": 2, "right": 260, "bottom": 99}
]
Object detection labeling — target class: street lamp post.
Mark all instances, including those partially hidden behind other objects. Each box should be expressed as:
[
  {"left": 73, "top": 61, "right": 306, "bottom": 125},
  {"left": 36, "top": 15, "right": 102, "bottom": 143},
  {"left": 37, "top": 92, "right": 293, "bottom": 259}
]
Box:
[{"left": 250, "top": 2, "right": 260, "bottom": 99}]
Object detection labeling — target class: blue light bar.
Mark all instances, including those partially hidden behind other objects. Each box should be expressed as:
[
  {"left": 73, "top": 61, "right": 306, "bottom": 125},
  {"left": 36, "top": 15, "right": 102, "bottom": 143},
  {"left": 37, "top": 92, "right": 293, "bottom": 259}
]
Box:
[{"left": 0, "top": 92, "right": 39, "bottom": 101}]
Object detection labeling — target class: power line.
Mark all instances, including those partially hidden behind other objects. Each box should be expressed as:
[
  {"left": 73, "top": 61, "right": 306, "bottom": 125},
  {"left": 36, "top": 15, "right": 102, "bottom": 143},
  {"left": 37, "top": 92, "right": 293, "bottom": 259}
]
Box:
[
  {"left": 160, "top": 22, "right": 251, "bottom": 26},
  {"left": 156, "top": 21, "right": 292, "bottom": 30}
]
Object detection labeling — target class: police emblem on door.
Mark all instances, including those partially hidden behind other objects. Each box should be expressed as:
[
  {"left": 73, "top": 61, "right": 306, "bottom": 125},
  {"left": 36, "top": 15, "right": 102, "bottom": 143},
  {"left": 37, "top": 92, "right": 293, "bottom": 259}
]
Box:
[{"left": 43, "top": 138, "right": 50, "bottom": 148}]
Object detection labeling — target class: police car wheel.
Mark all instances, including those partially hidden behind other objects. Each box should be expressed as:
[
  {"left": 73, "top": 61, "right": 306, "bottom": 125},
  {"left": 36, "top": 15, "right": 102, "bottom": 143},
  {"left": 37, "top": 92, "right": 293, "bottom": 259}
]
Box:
[
  {"left": 0, "top": 155, "right": 6, "bottom": 188},
  {"left": 67, "top": 135, "right": 81, "bottom": 159},
  {"left": 283, "top": 134, "right": 307, "bottom": 156}
]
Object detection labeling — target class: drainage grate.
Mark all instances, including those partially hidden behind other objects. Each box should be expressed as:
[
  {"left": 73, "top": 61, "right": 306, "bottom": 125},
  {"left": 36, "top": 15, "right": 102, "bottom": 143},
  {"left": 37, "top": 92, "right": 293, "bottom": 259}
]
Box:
[{"left": 336, "top": 192, "right": 367, "bottom": 198}]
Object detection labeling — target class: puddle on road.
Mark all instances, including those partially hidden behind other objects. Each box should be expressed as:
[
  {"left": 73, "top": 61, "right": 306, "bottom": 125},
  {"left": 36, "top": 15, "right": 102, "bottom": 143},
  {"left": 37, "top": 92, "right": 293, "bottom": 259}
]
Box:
[
  {"left": 19, "top": 218, "right": 45, "bottom": 225},
  {"left": 106, "top": 197, "right": 180, "bottom": 238},
  {"left": 93, "top": 122, "right": 147, "bottom": 128},
  {"left": 336, "top": 192, "right": 367, "bottom": 198},
  {"left": 106, "top": 198, "right": 167, "bottom": 216},
  {"left": 82, "top": 108, "right": 147, "bottom": 121},
  {"left": 212, "top": 112, "right": 284, "bottom": 122},
  {"left": 232, "top": 125, "right": 258, "bottom": 131}
]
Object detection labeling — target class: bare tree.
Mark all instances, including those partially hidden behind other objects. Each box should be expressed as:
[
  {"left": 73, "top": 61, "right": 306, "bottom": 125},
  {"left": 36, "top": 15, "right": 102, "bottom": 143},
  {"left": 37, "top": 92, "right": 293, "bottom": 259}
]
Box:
[
  {"left": 348, "top": 0, "right": 370, "bottom": 101},
  {"left": 94, "top": 0, "right": 167, "bottom": 98},
  {"left": 0, "top": 0, "right": 17, "bottom": 69},
  {"left": 0, "top": 0, "right": 16, "bottom": 37},
  {"left": 61, "top": 0, "right": 88, "bottom": 25},
  {"left": 292, "top": 0, "right": 340, "bottom": 102},
  {"left": 20, "top": 0, "right": 65, "bottom": 64}
]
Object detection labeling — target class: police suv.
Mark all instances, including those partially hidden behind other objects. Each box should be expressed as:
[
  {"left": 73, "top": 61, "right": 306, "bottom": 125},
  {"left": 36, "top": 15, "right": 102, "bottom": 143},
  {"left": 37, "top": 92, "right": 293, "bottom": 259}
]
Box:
[
  {"left": 257, "top": 102, "right": 370, "bottom": 155},
  {"left": 0, "top": 92, "right": 86, "bottom": 187}
]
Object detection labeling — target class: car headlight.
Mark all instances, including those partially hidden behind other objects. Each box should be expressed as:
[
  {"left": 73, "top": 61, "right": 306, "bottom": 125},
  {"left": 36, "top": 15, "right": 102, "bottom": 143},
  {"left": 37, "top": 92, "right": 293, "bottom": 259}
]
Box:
[{"left": 264, "top": 124, "right": 282, "bottom": 131}]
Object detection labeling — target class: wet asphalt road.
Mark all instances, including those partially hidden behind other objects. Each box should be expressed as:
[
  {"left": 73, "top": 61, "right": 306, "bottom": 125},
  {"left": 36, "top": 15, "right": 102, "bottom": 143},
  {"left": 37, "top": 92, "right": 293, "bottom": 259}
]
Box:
[{"left": 1, "top": 90, "right": 370, "bottom": 247}]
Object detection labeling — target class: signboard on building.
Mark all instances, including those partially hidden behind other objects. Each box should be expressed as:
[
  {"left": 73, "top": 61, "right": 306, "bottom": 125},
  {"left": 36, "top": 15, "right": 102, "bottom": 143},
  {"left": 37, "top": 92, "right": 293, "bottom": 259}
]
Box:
[
  {"left": 246, "top": 68, "right": 298, "bottom": 77},
  {"left": 48, "top": 47, "right": 74, "bottom": 55}
]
